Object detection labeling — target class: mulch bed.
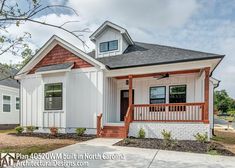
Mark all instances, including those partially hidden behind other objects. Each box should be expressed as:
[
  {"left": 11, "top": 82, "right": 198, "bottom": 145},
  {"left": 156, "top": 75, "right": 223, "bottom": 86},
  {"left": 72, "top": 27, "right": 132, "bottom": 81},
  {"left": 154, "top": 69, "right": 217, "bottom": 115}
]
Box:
[
  {"left": 114, "top": 138, "right": 235, "bottom": 156},
  {"left": 9, "top": 133, "right": 96, "bottom": 141}
]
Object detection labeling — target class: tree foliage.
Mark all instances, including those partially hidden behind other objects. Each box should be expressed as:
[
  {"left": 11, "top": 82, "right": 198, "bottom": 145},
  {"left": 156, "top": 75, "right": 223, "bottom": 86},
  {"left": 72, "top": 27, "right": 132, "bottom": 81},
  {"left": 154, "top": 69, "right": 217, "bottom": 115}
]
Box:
[
  {"left": 0, "top": 0, "right": 90, "bottom": 78},
  {"left": 0, "top": 0, "right": 89, "bottom": 57},
  {"left": 214, "top": 90, "right": 235, "bottom": 114}
]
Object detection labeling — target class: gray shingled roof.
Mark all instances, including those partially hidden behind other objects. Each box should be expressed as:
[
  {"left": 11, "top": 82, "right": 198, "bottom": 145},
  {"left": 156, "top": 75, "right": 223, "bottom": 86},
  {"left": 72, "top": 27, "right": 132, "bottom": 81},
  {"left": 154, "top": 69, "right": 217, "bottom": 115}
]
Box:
[
  {"left": 0, "top": 78, "right": 19, "bottom": 88},
  {"left": 0, "top": 64, "right": 19, "bottom": 88},
  {"left": 35, "top": 62, "right": 74, "bottom": 73},
  {"left": 88, "top": 42, "right": 224, "bottom": 69}
]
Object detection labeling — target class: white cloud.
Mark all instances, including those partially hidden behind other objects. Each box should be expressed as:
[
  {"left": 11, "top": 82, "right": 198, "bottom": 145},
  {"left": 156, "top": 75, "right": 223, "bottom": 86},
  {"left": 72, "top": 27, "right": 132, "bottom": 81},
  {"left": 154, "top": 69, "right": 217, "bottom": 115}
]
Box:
[{"left": 68, "top": 0, "right": 199, "bottom": 30}]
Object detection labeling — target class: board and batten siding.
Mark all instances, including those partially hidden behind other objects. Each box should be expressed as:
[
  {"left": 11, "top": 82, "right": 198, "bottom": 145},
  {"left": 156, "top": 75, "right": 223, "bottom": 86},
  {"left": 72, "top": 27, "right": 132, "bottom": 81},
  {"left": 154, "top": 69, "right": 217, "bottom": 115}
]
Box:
[
  {"left": 103, "top": 77, "right": 117, "bottom": 123},
  {"left": 66, "top": 68, "right": 103, "bottom": 131},
  {"left": 20, "top": 67, "right": 103, "bottom": 133},
  {"left": 0, "top": 85, "right": 19, "bottom": 124}
]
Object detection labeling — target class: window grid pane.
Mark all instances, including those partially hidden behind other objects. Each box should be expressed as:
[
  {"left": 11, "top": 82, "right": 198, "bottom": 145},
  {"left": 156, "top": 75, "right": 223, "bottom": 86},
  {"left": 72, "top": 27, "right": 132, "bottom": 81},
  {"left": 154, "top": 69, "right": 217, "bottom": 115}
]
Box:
[
  {"left": 16, "top": 97, "right": 20, "bottom": 110},
  {"left": 3, "top": 104, "right": 10, "bottom": 112},
  {"left": 169, "top": 85, "right": 186, "bottom": 103},
  {"left": 150, "top": 87, "right": 166, "bottom": 104},
  {"left": 100, "top": 42, "right": 108, "bottom": 52},
  {"left": 45, "top": 83, "right": 62, "bottom": 110},
  {"left": 109, "top": 40, "right": 118, "bottom": 51},
  {"left": 3, "top": 95, "right": 11, "bottom": 112}
]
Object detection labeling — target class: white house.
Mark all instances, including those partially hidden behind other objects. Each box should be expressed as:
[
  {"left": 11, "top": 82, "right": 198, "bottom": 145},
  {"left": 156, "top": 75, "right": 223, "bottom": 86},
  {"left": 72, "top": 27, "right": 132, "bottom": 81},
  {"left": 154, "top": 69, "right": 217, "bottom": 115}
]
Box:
[
  {"left": 0, "top": 69, "right": 20, "bottom": 129},
  {"left": 15, "top": 21, "right": 224, "bottom": 140}
]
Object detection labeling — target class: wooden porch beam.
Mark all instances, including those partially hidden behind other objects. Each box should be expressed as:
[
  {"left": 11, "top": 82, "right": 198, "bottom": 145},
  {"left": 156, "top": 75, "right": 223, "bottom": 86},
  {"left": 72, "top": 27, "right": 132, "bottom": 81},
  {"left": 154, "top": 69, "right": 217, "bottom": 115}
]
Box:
[
  {"left": 204, "top": 67, "right": 210, "bottom": 123},
  {"left": 128, "top": 75, "right": 133, "bottom": 106},
  {"left": 115, "top": 69, "right": 201, "bottom": 79}
]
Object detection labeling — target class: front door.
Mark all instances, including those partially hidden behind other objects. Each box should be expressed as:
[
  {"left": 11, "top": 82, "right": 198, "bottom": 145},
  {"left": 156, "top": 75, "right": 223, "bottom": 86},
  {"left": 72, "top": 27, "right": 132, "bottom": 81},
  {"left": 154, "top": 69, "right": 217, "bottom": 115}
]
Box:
[{"left": 120, "top": 90, "right": 134, "bottom": 121}]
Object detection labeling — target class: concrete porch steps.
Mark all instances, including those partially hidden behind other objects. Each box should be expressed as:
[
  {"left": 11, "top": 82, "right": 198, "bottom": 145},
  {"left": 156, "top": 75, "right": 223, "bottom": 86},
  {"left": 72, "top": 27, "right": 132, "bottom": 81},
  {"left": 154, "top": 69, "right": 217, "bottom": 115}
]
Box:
[{"left": 100, "top": 125, "right": 126, "bottom": 138}]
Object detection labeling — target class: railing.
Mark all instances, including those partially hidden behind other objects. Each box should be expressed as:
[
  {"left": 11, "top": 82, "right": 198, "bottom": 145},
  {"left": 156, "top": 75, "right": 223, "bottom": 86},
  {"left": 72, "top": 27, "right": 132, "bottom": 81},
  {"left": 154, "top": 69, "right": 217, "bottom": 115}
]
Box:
[
  {"left": 96, "top": 113, "right": 103, "bottom": 137},
  {"left": 132, "top": 103, "right": 205, "bottom": 122},
  {"left": 124, "top": 105, "right": 133, "bottom": 137}
]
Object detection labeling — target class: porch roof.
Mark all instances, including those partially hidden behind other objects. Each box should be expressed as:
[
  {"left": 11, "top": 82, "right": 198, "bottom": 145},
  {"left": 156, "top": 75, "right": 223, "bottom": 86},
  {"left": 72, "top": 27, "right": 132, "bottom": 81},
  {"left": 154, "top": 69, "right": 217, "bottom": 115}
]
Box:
[{"left": 35, "top": 62, "right": 74, "bottom": 74}]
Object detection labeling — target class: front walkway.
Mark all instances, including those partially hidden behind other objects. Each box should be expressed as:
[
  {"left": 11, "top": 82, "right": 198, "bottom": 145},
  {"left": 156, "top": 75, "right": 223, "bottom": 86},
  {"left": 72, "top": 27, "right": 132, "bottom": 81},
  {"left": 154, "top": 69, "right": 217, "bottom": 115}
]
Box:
[{"left": 17, "top": 138, "right": 235, "bottom": 168}]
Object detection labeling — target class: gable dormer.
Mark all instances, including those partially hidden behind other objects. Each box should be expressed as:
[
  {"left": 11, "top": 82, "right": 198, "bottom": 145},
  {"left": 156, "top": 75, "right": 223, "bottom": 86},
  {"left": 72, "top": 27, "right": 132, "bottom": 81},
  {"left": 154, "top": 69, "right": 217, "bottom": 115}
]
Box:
[{"left": 90, "top": 21, "right": 134, "bottom": 58}]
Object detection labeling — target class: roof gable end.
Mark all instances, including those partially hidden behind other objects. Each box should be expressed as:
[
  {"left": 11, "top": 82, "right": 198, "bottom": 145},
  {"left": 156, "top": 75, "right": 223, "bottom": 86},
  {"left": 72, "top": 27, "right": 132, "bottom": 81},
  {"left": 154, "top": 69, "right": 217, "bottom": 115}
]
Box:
[
  {"left": 28, "top": 44, "right": 93, "bottom": 74},
  {"left": 90, "top": 21, "right": 134, "bottom": 45},
  {"left": 16, "top": 35, "right": 106, "bottom": 78}
]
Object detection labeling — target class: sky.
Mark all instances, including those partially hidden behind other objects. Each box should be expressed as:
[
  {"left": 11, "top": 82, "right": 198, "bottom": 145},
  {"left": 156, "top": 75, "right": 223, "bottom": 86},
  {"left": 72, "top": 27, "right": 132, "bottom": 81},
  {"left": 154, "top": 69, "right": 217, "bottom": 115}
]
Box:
[{"left": 2, "top": 0, "right": 235, "bottom": 98}]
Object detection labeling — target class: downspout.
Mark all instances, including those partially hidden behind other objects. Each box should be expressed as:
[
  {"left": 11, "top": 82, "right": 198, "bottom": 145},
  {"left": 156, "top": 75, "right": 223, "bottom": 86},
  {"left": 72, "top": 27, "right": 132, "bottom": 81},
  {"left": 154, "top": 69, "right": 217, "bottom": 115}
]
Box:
[
  {"left": 212, "top": 80, "right": 220, "bottom": 136},
  {"left": 17, "top": 79, "right": 21, "bottom": 126}
]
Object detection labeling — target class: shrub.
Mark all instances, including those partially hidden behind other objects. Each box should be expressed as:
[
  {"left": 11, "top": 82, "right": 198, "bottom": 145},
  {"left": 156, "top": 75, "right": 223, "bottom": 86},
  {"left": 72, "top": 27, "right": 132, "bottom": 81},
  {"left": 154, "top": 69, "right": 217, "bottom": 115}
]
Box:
[
  {"left": 161, "top": 129, "right": 176, "bottom": 147},
  {"left": 26, "top": 126, "right": 37, "bottom": 133},
  {"left": 138, "top": 128, "right": 146, "bottom": 138},
  {"left": 194, "top": 132, "right": 208, "bottom": 143},
  {"left": 15, "top": 126, "right": 24, "bottom": 134},
  {"left": 161, "top": 129, "right": 172, "bottom": 141},
  {"left": 50, "top": 127, "right": 58, "bottom": 136},
  {"left": 76, "top": 128, "right": 86, "bottom": 136}
]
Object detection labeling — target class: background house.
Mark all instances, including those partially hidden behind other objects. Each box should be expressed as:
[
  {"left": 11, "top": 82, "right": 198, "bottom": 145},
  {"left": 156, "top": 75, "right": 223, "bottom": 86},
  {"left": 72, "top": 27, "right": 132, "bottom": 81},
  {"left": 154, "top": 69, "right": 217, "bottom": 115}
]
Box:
[{"left": 0, "top": 64, "right": 20, "bottom": 130}]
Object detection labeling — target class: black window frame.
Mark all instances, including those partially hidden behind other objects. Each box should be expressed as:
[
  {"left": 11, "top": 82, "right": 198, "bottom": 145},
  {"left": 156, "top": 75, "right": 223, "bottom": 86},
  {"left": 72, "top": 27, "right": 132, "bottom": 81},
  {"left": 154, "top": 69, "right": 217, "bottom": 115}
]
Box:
[
  {"left": 44, "top": 83, "right": 63, "bottom": 111},
  {"left": 169, "top": 85, "right": 187, "bottom": 104},
  {"left": 149, "top": 86, "right": 166, "bottom": 112},
  {"left": 149, "top": 86, "right": 166, "bottom": 104},
  {"left": 99, "top": 40, "right": 118, "bottom": 52}
]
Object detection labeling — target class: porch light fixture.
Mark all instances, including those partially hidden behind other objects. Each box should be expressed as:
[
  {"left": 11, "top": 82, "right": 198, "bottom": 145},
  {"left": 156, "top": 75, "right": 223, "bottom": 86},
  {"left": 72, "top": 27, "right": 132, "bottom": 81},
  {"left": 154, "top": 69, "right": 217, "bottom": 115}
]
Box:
[{"left": 126, "top": 80, "right": 129, "bottom": 85}]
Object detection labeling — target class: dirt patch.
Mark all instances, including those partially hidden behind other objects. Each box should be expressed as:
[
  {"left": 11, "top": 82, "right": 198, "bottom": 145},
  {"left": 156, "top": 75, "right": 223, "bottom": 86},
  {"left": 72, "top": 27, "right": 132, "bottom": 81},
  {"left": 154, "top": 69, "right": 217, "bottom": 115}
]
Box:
[
  {"left": 0, "top": 133, "right": 95, "bottom": 149},
  {"left": 0, "top": 144, "right": 70, "bottom": 156},
  {"left": 212, "top": 129, "right": 235, "bottom": 154},
  {"left": 0, "top": 133, "right": 96, "bottom": 155},
  {"left": 0, "top": 133, "right": 75, "bottom": 148},
  {"left": 114, "top": 138, "right": 234, "bottom": 156}
]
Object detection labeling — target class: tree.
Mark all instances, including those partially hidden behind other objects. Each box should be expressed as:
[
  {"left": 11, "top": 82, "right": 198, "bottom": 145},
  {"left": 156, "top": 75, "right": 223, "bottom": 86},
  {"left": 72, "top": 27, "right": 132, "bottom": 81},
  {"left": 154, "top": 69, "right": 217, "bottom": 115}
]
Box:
[
  {"left": 13, "top": 45, "right": 36, "bottom": 69},
  {"left": 214, "top": 90, "right": 234, "bottom": 114},
  {"left": 0, "top": 0, "right": 89, "bottom": 57}
]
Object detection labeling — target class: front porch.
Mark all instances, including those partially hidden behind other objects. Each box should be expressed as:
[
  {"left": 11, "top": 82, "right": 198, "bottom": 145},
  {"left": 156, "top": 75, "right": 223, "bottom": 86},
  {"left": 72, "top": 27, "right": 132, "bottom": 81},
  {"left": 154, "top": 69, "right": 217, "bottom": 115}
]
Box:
[{"left": 97, "top": 67, "right": 211, "bottom": 138}]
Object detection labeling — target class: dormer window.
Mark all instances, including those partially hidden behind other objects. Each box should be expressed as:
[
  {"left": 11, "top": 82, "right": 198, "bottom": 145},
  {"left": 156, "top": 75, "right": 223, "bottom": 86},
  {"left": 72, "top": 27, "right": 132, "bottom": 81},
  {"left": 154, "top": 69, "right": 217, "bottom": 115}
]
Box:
[{"left": 100, "top": 40, "right": 118, "bottom": 52}]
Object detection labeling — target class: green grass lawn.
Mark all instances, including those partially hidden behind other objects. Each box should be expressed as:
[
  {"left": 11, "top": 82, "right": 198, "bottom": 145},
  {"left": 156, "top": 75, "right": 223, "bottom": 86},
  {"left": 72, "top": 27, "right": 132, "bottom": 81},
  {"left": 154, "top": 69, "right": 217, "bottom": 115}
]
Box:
[
  {"left": 0, "top": 144, "right": 68, "bottom": 156},
  {"left": 0, "top": 129, "right": 16, "bottom": 133}
]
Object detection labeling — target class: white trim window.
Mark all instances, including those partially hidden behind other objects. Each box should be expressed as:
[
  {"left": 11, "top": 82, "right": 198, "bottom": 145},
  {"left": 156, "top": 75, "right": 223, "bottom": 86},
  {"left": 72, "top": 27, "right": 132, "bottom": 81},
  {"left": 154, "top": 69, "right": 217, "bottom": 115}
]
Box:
[
  {"left": 45, "top": 83, "right": 63, "bottom": 110},
  {"left": 16, "top": 97, "right": 20, "bottom": 110},
  {"left": 100, "top": 40, "right": 118, "bottom": 52},
  {"left": 3, "top": 95, "right": 11, "bottom": 112}
]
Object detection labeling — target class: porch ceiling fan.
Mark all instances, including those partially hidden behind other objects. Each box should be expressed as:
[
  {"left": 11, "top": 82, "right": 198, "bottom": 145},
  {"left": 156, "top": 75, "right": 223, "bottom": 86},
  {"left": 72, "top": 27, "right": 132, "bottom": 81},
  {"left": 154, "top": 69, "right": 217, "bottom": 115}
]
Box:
[{"left": 154, "top": 73, "right": 169, "bottom": 80}]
